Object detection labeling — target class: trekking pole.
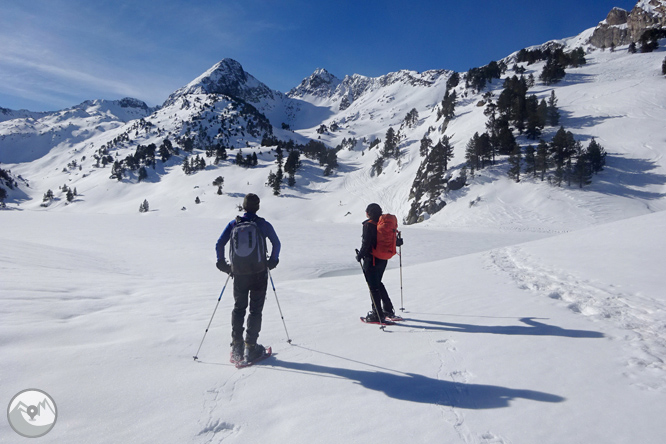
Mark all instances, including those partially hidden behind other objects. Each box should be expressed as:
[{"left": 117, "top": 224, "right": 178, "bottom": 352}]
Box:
[
  {"left": 268, "top": 270, "right": 292, "bottom": 344},
  {"left": 193, "top": 274, "right": 231, "bottom": 361},
  {"left": 398, "top": 238, "right": 404, "bottom": 312},
  {"left": 356, "top": 249, "right": 387, "bottom": 331}
]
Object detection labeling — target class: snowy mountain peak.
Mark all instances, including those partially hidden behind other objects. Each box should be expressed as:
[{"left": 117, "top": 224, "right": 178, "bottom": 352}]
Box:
[
  {"left": 163, "top": 58, "right": 277, "bottom": 107},
  {"left": 288, "top": 68, "right": 341, "bottom": 99}
]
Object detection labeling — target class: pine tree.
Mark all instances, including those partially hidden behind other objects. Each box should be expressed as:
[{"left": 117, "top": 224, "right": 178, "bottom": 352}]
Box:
[
  {"left": 404, "top": 108, "right": 419, "bottom": 127},
  {"left": 508, "top": 144, "right": 522, "bottom": 182},
  {"left": 324, "top": 150, "right": 338, "bottom": 174},
  {"left": 272, "top": 165, "right": 283, "bottom": 195},
  {"left": 438, "top": 135, "right": 455, "bottom": 171},
  {"left": 446, "top": 71, "right": 460, "bottom": 90},
  {"left": 540, "top": 58, "right": 566, "bottom": 85},
  {"left": 573, "top": 142, "right": 592, "bottom": 188},
  {"left": 524, "top": 145, "right": 536, "bottom": 178},
  {"left": 267, "top": 170, "right": 276, "bottom": 188},
  {"left": 372, "top": 155, "right": 384, "bottom": 176},
  {"left": 586, "top": 138, "right": 607, "bottom": 174},
  {"left": 550, "top": 127, "right": 576, "bottom": 187},
  {"left": 66, "top": 189, "right": 74, "bottom": 202},
  {"left": 284, "top": 151, "right": 301, "bottom": 177},
  {"left": 214, "top": 144, "right": 228, "bottom": 164},
  {"left": 43, "top": 189, "right": 54, "bottom": 202},
  {"left": 160, "top": 138, "right": 173, "bottom": 163},
  {"left": 465, "top": 133, "right": 482, "bottom": 175},
  {"left": 525, "top": 94, "right": 542, "bottom": 140},
  {"left": 547, "top": 91, "right": 560, "bottom": 126},
  {"left": 139, "top": 199, "right": 149, "bottom": 213},
  {"left": 275, "top": 146, "right": 284, "bottom": 168},
  {"left": 439, "top": 90, "right": 457, "bottom": 120},
  {"left": 419, "top": 135, "right": 432, "bottom": 157},
  {"left": 496, "top": 121, "right": 517, "bottom": 157},
  {"left": 536, "top": 139, "right": 549, "bottom": 181},
  {"left": 213, "top": 176, "right": 224, "bottom": 195},
  {"left": 111, "top": 161, "right": 125, "bottom": 181},
  {"left": 382, "top": 127, "right": 398, "bottom": 159}
]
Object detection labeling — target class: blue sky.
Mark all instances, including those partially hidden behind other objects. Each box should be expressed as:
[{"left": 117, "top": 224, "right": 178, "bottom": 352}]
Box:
[{"left": 0, "top": 0, "right": 638, "bottom": 112}]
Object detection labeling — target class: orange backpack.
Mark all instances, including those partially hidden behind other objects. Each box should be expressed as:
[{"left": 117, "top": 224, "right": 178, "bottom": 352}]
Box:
[{"left": 371, "top": 214, "right": 399, "bottom": 260}]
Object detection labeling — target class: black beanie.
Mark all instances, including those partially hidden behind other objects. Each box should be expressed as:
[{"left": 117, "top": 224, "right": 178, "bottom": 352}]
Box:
[
  {"left": 366, "top": 203, "right": 382, "bottom": 221},
  {"left": 243, "top": 193, "right": 260, "bottom": 213}
]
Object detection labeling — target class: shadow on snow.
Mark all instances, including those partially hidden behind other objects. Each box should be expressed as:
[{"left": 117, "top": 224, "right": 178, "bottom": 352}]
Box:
[
  {"left": 395, "top": 316, "right": 604, "bottom": 338},
  {"left": 270, "top": 346, "right": 565, "bottom": 409}
]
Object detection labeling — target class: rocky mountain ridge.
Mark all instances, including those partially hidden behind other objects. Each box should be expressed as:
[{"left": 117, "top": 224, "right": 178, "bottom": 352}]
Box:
[{"left": 589, "top": 0, "right": 666, "bottom": 47}]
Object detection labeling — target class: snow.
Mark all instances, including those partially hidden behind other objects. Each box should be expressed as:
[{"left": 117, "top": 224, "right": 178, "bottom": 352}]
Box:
[
  {"left": 2, "top": 30, "right": 666, "bottom": 444},
  {"left": 1, "top": 209, "right": 665, "bottom": 443}
]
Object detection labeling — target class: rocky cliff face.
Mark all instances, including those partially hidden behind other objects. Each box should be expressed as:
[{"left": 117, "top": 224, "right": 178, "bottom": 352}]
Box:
[{"left": 589, "top": 0, "right": 666, "bottom": 48}]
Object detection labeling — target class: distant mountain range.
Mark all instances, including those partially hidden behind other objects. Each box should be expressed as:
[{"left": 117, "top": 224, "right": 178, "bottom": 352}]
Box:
[{"left": 1, "top": 0, "right": 665, "bottom": 226}]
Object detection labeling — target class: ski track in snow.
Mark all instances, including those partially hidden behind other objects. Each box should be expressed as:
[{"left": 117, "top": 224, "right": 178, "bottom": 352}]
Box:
[{"left": 488, "top": 246, "right": 666, "bottom": 392}]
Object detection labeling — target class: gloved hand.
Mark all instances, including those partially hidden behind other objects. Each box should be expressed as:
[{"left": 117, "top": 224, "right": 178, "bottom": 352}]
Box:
[
  {"left": 396, "top": 235, "right": 404, "bottom": 247},
  {"left": 216, "top": 260, "right": 232, "bottom": 275},
  {"left": 267, "top": 258, "right": 279, "bottom": 270},
  {"left": 355, "top": 252, "right": 362, "bottom": 263}
]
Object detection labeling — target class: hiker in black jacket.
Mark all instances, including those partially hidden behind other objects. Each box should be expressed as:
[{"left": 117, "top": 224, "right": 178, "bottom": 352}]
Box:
[{"left": 356, "top": 203, "right": 395, "bottom": 323}]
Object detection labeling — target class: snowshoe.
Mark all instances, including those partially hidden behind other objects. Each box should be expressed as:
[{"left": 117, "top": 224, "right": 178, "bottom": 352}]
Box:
[
  {"left": 236, "top": 344, "right": 272, "bottom": 369},
  {"left": 229, "top": 340, "right": 244, "bottom": 364},
  {"left": 361, "top": 311, "right": 394, "bottom": 326}
]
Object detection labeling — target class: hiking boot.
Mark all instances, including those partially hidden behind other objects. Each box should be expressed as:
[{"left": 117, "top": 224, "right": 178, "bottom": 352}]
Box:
[
  {"left": 230, "top": 340, "right": 244, "bottom": 363},
  {"left": 365, "top": 310, "right": 384, "bottom": 323},
  {"left": 244, "top": 343, "right": 266, "bottom": 362}
]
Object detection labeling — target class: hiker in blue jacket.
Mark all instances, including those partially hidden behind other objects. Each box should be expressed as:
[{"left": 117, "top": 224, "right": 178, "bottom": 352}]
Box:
[{"left": 215, "top": 193, "right": 280, "bottom": 363}]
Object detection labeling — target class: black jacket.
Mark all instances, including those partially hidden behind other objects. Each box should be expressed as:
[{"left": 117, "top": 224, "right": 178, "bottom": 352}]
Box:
[{"left": 358, "top": 218, "right": 378, "bottom": 259}]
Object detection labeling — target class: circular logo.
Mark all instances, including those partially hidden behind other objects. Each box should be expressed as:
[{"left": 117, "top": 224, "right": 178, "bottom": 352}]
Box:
[{"left": 7, "top": 389, "right": 57, "bottom": 438}]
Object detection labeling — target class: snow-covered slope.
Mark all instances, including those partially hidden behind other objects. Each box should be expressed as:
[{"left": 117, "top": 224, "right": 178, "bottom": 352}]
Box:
[
  {"left": 0, "top": 98, "right": 154, "bottom": 164},
  {"left": 2, "top": 4, "right": 666, "bottom": 442},
  {"left": 1, "top": 207, "right": 664, "bottom": 443}
]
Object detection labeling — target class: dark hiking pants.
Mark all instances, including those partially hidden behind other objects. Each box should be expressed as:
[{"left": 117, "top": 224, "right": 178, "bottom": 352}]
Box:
[
  {"left": 362, "top": 257, "right": 394, "bottom": 315},
  {"left": 231, "top": 271, "right": 268, "bottom": 345}
]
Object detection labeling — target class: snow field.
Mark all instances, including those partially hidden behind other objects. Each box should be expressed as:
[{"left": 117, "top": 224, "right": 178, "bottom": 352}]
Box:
[{"left": 2, "top": 209, "right": 665, "bottom": 443}]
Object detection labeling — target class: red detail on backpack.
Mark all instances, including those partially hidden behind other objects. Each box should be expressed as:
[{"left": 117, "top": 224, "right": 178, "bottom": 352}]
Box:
[{"left": 371, "top": 214, "right": 398, "bottom": 260}]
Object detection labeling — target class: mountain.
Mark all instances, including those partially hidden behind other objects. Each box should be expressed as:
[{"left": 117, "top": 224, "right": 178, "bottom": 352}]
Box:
[
  {"left": 288, "top": 68, "right": 342, "bottom": 100},
  {"left": 1, "top": 1, "right": 665, "bottom": 233},
  {"left": 589, "top": 0, "right": 666, "bottom": 47},
  {"left": 164, "top": 58, "right": 279, "bottom": 108},
  {"left": 0, "top": 98, "right": 155, "bottom": 164}
]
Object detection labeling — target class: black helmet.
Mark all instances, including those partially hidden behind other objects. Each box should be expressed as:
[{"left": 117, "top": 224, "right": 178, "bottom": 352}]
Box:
[
  {"left": 243, "top": 193, "right": 260, "bottom": 213},
  {"left": 365, "top": 203, "right": 382, "bottom": 221}
]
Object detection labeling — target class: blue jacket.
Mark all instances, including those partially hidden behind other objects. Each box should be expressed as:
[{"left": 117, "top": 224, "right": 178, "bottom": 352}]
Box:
[{"left": 216, "top": 212, "right": 281, "bottom": 263}]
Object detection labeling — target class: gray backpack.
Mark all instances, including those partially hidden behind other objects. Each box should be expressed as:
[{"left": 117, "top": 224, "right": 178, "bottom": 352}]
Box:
[{"left": 229, "top": 216, "right": 267, "bottom": 275}]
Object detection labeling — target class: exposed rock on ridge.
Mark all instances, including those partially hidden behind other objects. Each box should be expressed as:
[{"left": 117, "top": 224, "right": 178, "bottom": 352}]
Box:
[{"left": 589, "top": 0, "right": 666, "bottom": 48}]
